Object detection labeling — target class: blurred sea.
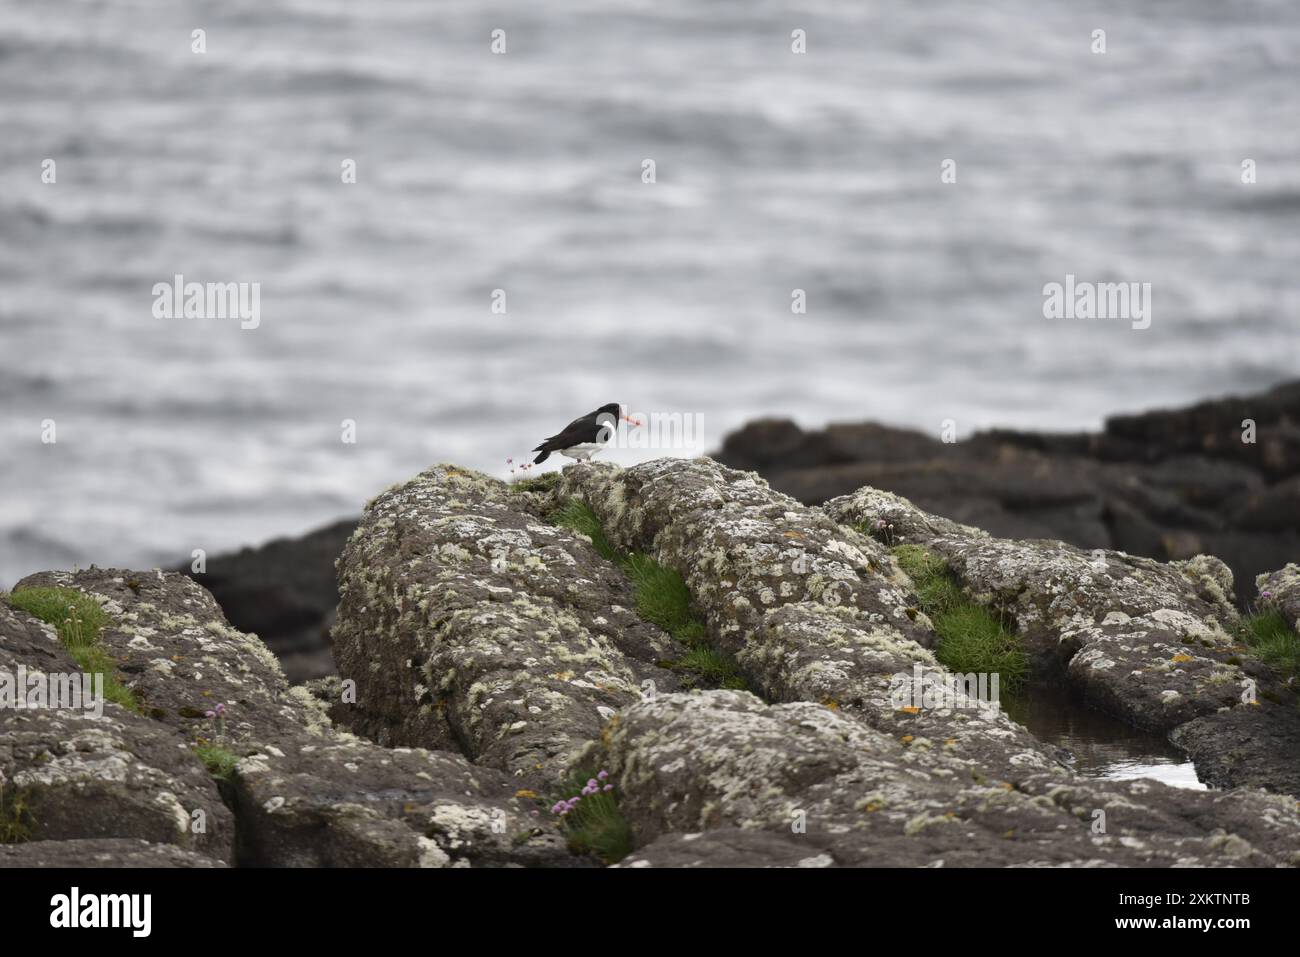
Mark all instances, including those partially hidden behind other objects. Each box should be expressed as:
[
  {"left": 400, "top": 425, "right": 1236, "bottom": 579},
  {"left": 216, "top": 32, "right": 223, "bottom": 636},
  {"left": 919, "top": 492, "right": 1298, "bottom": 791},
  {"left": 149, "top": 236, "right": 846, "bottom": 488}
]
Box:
[{"left": 2, "top": 0, "right": 1298, "bottom": 586}]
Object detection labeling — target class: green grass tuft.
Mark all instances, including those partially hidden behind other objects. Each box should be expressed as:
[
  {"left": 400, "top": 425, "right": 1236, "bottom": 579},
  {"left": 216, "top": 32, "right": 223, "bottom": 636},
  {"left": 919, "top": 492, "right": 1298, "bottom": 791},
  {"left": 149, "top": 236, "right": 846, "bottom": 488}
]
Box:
[
  {"left": 7, "top": 586, "right": 111, "bottom": 648},
  {"left": 194, "top": 743, "right": 240, "bottom": 782},
  {"left": 623, "top": 553, "right": 695, "bottom": 636},
  {"left": 551, "top": 769, "right": 633, "bottom": 864},
  {"left": 891, "top": 544, "right": 964, "bottom": 616},
  {"left": 7, "top": 586, "right": 141, "bottom": 712},
  {"left": 1236, "top": 608, "right": 1300, "bottom": 683},
  {"left": 0, "top": 785, "right": 35, "bottom": 844},
  {"left": 548, "top": 499, "right": 618, "bottom": 561},
  {"left": 673, "top": 647, "right": 749, "bottom": 690},
  {"left": 547, "top": 498, "right": 747, "bottom": 691},
  {"left": 510, "top": 471, "right": 563, "bottom": 495},
  {"left": 891, "top": 545, "right": 1028, "bottom": 693}
]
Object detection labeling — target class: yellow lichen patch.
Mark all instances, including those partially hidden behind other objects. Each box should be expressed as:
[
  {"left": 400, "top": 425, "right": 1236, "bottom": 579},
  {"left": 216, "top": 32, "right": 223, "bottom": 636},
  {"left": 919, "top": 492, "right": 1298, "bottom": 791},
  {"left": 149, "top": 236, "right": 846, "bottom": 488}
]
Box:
[
  {"left": 1170, "top": 654, "right": 1194, "bottom": 663},
  {"left": 515, "top": 789, "right": 539, "bottom": 799},
  {"left": 600, "top": 715, "right": 621, "bottom": 748},
  {"left": 944, "top": 738, "right": 957, "bottom": 746},
  {"left": 897, "top": 705, "right": 920, "bottom": 714},
  {"left": 900, "top": 735, "right": 914, "bottom": 744},
  {"left": 549, "top": 670, "right": 575, "bottom": 681},
  {"left": 822, "top": 698, "right": 840, "bottom": 711},
  {"left": 782, "top": 531, "right": 804, "bottom": 539}
]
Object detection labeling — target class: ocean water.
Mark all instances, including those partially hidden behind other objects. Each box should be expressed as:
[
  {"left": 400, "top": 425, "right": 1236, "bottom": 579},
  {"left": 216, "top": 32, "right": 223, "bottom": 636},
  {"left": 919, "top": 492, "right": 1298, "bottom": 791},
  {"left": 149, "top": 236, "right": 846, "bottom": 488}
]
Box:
[{"left": 2, "top": 0, "right": 1298, "bottom": 586}]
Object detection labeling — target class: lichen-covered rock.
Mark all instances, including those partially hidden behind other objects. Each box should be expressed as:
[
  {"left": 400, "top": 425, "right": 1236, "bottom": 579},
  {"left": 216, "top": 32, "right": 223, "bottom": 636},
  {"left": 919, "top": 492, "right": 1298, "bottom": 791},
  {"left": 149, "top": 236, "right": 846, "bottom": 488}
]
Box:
[
  {"left": 231, "top": 738, "right": 567, "bottom": 867},
  {"left": 332, "top": 465, "right": 686, "bottom": 787},
  {"left": 177, "top": 518, "right": 358, "bottom": 683},
  {"left": 0, "top": 601, "right": 234, "bottom": 862},
  {"left": 735, "top": 602, "right": 1054, "bottom": 779},
  {"left": 7, "top": 568, "right": 571, "bottom": 867},
  {"left": 11, "top": 457, "right": 1297, "bottom": 868},
  {"left": 825, "top": 486, "right": 1300, "bottom": 796},
  {"left": 556, "top": 459, "right": 1058, "bottom": 781},
  {"left": 556, "top": 460, "right": 932, "bottom": 653},
  {"left": 1257, "top": 563, "right": 1300, "bottom": 631},
  {"left": 1170, "top": 705, "right": 1300, "bottom": 796},
  {"left": 594, "top": 691, "right": 1300, "bottom": 867},
  {"left": 14, "top": 568, "right": 314, "bottom": 742},
  {"left": 716, "top": 382, "right": 1300, "bottom": 606},
  {"left": 0, "top": 838, "right": 226, "bottom": 868}
]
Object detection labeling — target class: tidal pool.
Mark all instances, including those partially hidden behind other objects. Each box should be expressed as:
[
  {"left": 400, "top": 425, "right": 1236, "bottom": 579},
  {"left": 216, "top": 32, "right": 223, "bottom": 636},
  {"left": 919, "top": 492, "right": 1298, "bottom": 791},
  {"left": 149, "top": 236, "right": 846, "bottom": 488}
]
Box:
[{"left": 1005, "top": 683, "right": 1206, "bottom": 790}]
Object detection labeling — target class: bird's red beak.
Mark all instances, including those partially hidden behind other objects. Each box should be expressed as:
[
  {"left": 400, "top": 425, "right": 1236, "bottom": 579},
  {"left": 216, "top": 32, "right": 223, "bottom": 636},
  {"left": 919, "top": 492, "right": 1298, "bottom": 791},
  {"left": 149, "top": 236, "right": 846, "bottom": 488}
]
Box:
[{"left": 621, "top": 413, "right": 642, "bottom": 427}]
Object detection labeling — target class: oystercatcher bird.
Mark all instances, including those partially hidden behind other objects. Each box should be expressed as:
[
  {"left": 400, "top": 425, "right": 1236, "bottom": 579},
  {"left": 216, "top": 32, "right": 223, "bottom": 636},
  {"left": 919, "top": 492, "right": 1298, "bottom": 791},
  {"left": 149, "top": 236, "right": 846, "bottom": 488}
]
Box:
[{"left": 532, "top": 403, "right": 640, "bottom": 465}]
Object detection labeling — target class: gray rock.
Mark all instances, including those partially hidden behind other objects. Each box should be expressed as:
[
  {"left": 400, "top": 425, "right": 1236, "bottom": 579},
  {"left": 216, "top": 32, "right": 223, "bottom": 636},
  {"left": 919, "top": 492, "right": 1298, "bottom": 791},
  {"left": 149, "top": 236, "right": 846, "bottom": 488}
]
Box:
[
  {"left": 557, "top": 459, "right": 1059, "bottom": 781},
  {"left": 1257, "top": 563, "right": 1300, "bottom": 632},
  {"left": 331, "top": 464, "right": 685, "bottom": 788},
  {"left": 0, "top": 838, "right": 226, "bottom": 868},
  {"left": 1171, "top": 706, "right": 1300, "bottom": 796},
  {"left": 715, "top": 380, "right": 1300, "bottom": 607},
  {"left": 177, "top": 519, "right": 357, "bottom": 684},
  {"left": 825, "top": 486, "right": 1300, "bottom": 796},
  {"left": 6, "top": 568, "right": 571, "bottom": 867},
  {"left": 231, "top": 738, "right": 567, "bottom": 867},
  {"left": 14, "top": 568, "right": 315, "bottom": 742},
  {"left": 0, "top": 600, "right": 234, "bottom": 861},
  {"left": 593, "top": 690, "right": 1300, "bottom": 867},
  {"left": 12, "top": 455, "right": 1300, "bottom": 868},
  {"left": 555, "top": 459, "right": 933, "bottom": 655}
]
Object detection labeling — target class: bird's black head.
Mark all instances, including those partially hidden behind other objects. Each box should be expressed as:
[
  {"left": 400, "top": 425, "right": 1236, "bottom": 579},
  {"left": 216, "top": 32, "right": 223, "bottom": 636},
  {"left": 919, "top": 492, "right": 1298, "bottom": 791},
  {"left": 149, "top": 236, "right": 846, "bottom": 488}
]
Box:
[{"left": 592, "top": 403, "right": 641, "bottom": 429}]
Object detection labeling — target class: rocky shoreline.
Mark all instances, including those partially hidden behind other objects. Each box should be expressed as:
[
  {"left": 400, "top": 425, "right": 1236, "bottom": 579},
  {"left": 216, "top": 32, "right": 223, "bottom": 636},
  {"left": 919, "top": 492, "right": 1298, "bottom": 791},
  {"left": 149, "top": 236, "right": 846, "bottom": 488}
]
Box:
[
  {"left": 2, "top": 455, "right": 1299, "bottom": 867},
  {"left": 720, "top": 379, "right": 1300, "bottom": 604},
  {"left": 179, "top": 381, "right": 1300, "bottom": 684}
]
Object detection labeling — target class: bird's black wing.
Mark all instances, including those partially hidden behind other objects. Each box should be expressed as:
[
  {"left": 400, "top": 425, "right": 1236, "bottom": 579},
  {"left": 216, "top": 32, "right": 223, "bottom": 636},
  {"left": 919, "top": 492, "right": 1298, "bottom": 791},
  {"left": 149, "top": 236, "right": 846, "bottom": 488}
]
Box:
[
  {"left": 538, "top": 422, "right": 593, "bottom": 451},
  {"left": 559, "top": 411, "right": 598, "bottom": 436},
  {"left": 541, "top": 411, "right": 600, "bottom": 446}
]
